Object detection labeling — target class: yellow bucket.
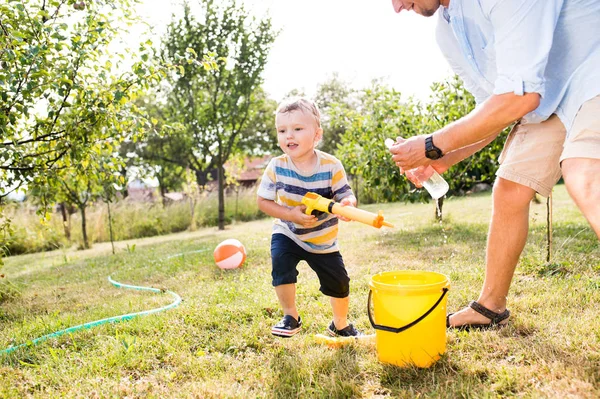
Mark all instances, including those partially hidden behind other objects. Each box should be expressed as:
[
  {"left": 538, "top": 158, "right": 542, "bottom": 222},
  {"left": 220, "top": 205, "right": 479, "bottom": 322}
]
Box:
[{"left": 368, "top": 270, "right": 450, "bottom": 368}]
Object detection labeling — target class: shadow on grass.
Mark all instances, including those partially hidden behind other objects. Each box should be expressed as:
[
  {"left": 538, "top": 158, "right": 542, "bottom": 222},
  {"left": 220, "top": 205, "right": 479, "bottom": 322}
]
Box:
[
  {"left": 373, "top": 324, "right": 599, "bottom": 397},
  {"left": 381, "top": 222, "right": 488, "bottom": 248},
  {"left": 269, "top": 345, "right": 363, "bottom": 398}
]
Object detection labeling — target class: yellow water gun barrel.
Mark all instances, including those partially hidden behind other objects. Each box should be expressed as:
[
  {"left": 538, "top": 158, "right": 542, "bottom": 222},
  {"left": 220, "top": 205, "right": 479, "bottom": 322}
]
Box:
[{"left": 301, "top": 192, "right": 394, "bottom": 229}]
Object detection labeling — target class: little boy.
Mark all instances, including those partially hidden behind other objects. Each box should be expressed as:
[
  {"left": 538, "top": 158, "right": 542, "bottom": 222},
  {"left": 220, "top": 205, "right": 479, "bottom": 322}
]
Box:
[{"left": 257, "top": 97, "right": 362, "bottom": 338}]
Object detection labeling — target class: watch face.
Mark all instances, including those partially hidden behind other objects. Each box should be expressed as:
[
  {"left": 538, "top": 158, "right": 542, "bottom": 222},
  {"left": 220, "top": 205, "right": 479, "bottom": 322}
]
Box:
[{"left": 426, "top": 149, "right": 441, "bottom": 160}]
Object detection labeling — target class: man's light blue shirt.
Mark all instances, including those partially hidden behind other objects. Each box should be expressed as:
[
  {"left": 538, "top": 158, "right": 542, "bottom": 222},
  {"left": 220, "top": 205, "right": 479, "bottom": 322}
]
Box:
[{"left": 436, "top": 0, "right": 600, "bottom": 135}]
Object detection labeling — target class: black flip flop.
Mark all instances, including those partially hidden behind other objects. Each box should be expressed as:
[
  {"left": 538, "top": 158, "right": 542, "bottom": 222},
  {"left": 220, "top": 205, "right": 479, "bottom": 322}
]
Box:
[{"left": 446, "top": 300, "right": 510, "bottom": 331}]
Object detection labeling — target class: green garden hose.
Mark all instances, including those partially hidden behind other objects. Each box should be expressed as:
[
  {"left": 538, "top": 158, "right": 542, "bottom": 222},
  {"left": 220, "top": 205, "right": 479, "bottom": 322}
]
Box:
[{"left": 0, "top": 276, "right": 182, "bottom": 356}]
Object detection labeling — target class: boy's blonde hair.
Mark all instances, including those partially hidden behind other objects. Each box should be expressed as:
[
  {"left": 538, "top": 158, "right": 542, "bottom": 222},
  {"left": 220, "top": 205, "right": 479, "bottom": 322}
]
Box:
[{"left": 276, "top": 97, "right": 321, "bottom": 128}]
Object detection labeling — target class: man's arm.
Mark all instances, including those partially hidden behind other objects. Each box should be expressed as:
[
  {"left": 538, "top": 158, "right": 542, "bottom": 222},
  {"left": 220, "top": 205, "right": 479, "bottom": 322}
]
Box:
[
  {"left": 430, "top": 135, "right": 497, "bottom": 174},
  {"left": 390, "top": 92, "right": 539, "bottom": 170},
  {"left": 391, "top": 0, "right": 562, "bottom": 171}
]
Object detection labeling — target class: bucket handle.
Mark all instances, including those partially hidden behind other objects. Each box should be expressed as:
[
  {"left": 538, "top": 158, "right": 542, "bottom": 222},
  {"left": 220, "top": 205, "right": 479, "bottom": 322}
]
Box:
[{"left": 367, "top": 288, "right": 449, "bottom": 333}]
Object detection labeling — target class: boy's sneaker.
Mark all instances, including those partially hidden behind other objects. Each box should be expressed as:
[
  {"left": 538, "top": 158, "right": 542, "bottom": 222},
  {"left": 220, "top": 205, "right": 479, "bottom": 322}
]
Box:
[
  {"left": 326, "top": 321, "right": 362, "bottom": 337},
  {"left": 271, "top": 315, "right": 302, "bottom": 338}
]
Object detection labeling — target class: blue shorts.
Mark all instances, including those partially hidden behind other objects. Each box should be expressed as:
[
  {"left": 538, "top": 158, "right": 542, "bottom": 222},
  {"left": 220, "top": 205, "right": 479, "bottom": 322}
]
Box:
[{"left": 270, "top": 234, "right": 350, "bottom": 298}]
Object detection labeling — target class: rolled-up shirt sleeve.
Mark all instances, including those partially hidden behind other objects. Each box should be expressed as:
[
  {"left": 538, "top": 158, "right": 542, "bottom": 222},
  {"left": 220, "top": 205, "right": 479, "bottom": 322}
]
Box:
[{"left": 488, "top": 0, "right": 564, "bottom": 97}]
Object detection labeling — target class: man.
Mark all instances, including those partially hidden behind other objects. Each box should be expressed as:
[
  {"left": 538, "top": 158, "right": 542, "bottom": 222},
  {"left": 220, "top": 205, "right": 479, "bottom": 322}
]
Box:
[{"left": 388, "top": 0, "right": 600, "bottom": 329}]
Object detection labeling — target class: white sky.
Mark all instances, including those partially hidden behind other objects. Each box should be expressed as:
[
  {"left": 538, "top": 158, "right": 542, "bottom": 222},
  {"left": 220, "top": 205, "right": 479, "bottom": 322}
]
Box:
[{"left": 135, "top": 0, "right": 453, "bottom": 102}]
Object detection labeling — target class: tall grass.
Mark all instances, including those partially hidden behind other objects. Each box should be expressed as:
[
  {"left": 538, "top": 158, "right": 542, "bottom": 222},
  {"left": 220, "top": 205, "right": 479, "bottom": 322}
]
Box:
[{"left": 1, "top": 186, "right": 263, "bottom": 256}]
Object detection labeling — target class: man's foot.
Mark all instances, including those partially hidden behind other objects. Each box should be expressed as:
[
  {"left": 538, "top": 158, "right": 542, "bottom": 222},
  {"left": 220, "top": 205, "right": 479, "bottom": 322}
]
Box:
[
  {"left": 447, "top": 301, "right": 510, "bottom": 330},
  {"left": 326, "top": 321, "right": 362, "bottom": 337},
  {"left": 271, "top": 315, "right": 302, "bottom": 337}
]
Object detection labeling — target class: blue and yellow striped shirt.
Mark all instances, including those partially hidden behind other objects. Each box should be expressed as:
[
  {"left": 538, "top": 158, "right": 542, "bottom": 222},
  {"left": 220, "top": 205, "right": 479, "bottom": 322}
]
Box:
[{"left": 257, "top": 150, "right": 354, "bottom": 254}]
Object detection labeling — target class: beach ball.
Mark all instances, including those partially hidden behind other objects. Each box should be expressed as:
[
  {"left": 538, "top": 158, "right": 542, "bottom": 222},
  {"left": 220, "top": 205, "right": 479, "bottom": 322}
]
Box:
[{"left": 213, "top": 239, "right": 246, "bottom": 270}]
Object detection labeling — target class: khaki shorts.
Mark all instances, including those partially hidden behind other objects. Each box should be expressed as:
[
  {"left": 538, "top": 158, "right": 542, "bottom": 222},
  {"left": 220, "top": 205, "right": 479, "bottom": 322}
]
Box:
[{"left": 497, "top": 95, "right": 600, "bottom": 197}]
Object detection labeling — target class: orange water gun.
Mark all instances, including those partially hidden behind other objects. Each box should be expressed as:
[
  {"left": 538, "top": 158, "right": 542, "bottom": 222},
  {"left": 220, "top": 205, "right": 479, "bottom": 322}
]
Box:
[{"left": 301, "top": 192, "right": 394, "bottom": 229}]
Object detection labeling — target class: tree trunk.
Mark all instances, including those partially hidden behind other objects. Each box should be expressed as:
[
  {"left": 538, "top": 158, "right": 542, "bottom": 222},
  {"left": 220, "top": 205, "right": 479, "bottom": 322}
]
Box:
[
  {"left": 218, "top": 163, "right": 225, "bottom": 230},
  {"left": 189, "top": 195, "right": 197, "bottom": 231},
  {"left": 80, "top": 205, "right": 89, "bottom": 249},
  {"left": 159, "top": 183, "right": 167, "bottom": 207},
  {"left": 107, "top": 201, "right": 115, "bottom": 255},
  {"left": 546, "top": 193, "right": 553, "bottom": 263},
  {"left": 120, "top": 167, "right": 129, "bottom": 198},
  {"left": 59, "top": 202, "right": 71, "bottom": 240},
  {"left": 194, "top": 169, "right": 210, "bottom": 191},
  {"left": 352, "top": 174, "right": 359, "bottom": 204}
]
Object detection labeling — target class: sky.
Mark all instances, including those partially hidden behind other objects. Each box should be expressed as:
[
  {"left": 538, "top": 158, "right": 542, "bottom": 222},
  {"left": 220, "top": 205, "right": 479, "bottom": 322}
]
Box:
[{"left": 135, "top": 0, "right": 453, "bottom": 102}]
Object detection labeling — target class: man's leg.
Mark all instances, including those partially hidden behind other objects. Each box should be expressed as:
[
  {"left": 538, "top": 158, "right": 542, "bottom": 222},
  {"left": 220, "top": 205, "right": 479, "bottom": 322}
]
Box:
[
  {"left": 448, "top": 178, "right": 536, "bottom": 327},
  {"left": 560, "top": 95, "right": 600, "bottom": 237},
  {"left": 274, "top": 283, "right": 299, "bottom": 320},
  {"left": 330, "top": 296, "right": 350, "bottom": 330},
  {"left": 562, "top": 158, "right": 600, "bottom": 238}
]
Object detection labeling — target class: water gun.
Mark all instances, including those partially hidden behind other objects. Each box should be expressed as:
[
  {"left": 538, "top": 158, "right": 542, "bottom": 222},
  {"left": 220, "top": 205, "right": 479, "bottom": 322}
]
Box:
[{"left": 301, "top": 192, "right": 394, "bottom": 229}]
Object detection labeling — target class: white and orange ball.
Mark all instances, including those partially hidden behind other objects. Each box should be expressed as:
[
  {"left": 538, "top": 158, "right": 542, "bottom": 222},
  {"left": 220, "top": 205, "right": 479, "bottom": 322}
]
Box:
[{"left": 213, "top": 239, "right": 246, "bottom": 270}]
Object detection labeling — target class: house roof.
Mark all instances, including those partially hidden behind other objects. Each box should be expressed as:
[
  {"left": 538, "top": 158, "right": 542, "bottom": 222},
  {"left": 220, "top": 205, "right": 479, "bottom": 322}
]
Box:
[{"left": 234, "top": 155, "right": 272, "bottom": 182}]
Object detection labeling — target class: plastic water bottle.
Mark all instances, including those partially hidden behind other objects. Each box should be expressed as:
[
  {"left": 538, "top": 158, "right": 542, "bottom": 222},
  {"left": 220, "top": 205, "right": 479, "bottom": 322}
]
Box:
[{"left": 385, "top": 138, "right": 449, "bottom": 200}]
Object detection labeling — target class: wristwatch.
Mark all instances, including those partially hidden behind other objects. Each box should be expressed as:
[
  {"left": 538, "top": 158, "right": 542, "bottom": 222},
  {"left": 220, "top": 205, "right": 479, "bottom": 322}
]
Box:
[{"left": 425, "top": 135, "right": 443, "bottom": 160}]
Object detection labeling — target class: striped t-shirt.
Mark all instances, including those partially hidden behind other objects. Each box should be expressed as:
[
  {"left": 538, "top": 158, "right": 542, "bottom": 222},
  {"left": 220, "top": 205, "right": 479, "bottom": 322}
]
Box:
[{"left": 257, "top": 150, "right": 354, "bottom": 254}]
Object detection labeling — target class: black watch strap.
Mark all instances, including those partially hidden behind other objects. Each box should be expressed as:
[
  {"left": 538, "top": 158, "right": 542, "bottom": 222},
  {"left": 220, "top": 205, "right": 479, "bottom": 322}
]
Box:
[{"left": 425, "top": 136, "right": 443, "bottom": 160}]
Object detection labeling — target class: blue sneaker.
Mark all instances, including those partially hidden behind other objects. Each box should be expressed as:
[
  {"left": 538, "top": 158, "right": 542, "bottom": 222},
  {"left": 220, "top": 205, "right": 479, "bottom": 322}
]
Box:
[
  {"left": 326, "top": 321, "right": 362, "bottom": 337},
  {"left": 271, "top": 315, "right": 302, "bottom": 338}
]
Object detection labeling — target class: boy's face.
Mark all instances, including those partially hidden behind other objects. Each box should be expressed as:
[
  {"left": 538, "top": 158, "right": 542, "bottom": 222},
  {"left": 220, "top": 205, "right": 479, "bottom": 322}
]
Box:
[
  {"left": 275, "top": 109, "right": 323, "bottom": 162},
  {"left": 391, "top": 0, "right": 444, "bottom": 17}
]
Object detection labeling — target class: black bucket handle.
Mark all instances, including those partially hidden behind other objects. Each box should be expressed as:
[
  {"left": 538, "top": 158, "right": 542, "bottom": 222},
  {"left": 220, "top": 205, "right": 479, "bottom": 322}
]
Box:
[{"left": 367, "top": 287, "right": 449, "bottom": 333}]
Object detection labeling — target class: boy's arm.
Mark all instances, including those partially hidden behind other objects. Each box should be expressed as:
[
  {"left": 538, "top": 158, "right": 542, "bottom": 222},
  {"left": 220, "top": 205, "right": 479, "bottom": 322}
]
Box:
[
  {"left": 257, "top": 196, "right": 317, "bottom": 228},
  {"left": 331, "top": 160, "right": 357, "bottom": 221},
  {"left": 336, "top": 194, "right": 357, "bottom": 222}
]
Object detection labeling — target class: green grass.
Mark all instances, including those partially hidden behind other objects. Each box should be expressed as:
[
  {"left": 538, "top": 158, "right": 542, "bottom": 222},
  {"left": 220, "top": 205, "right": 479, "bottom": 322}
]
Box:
[{"left": 0, "top": 184, "right": 598, "bottom": 398}]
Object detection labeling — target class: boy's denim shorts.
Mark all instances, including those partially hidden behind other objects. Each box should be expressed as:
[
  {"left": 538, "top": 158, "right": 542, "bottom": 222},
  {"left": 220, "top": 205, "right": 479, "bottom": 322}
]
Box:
[{"left": 270, "top": 234, "right": 350, "bottom": 298}]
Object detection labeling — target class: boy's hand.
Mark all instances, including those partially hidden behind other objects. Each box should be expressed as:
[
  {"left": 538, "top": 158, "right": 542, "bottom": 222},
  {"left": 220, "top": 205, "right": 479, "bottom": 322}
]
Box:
[
  {"left": 337, "top": 196, "right": 357, "bottom": 222},
  {"left": 289, "top": 205, "right": 318, "bottom": 227}
]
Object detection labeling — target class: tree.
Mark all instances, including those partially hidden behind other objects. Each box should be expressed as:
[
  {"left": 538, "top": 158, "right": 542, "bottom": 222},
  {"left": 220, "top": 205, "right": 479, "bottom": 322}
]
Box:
[
  {"left": 423, "top": 76, "right": 508, "bottom": 194},
  {"left": 160, "top": 0, "right": 277, "bottom": 229},
  {"left": 335, "top": 76, "right": 509, "bottom": 208},
  {"left": 1, "top": 0, "right": 214, "bottom": 260},
  {"left": 31, "top": 138, "right": 126, "bottom": 249},
  {"left": 0, "top": 0, "right": 158, "bottom": 196},
  {"left": 234, "top": 88, "right": 279, "bottom": 156},
  {"left": 333, "top": 82, "right": 422, "bottom": 204},
  {"left": 224, "top": 153, "right": 244, "bottom": 218},
  {"left": 314, "top": 73, "right": 357, "bottom": 154},
  {"left": 118, "top": 97, "right": 189, "bottom": 205},
  {"left": 1, "top": 0, "right": 164, "bottom": 262}
]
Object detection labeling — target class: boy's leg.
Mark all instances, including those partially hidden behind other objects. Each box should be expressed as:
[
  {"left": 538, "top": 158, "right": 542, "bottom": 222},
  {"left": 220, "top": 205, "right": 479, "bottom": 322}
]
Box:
[
  {"left": 330, "top": 296, "right": 350, "bottom": 330},
  {"left": 270, "top": 234, "right": 302, "bottom": 318},
  {"left": 270, "top": 234, "right": 304, "bottom": 337},
  {"left": 274, "top": 284, "right": 299, "bottom": 320},
  {"left": 305, "top": 250, "right": 352, "bottom": 330}
]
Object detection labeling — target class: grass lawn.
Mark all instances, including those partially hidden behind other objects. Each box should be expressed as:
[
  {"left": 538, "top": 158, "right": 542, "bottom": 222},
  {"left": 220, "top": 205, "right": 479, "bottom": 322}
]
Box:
[{"left": 1, "top": 184, "right": 598, "bottom": 398}]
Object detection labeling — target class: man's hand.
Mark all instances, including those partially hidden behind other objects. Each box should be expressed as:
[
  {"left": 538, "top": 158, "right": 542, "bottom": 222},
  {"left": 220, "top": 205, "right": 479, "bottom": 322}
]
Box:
[
  {"left": 288, "top": 205, "right": 318, "bottom": 227},
  {"left": 389, "top": 135, "right": 431, "bottom": 170},
  {"left": 337, "top": 195, "right": 357, "bottom": 222}
]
